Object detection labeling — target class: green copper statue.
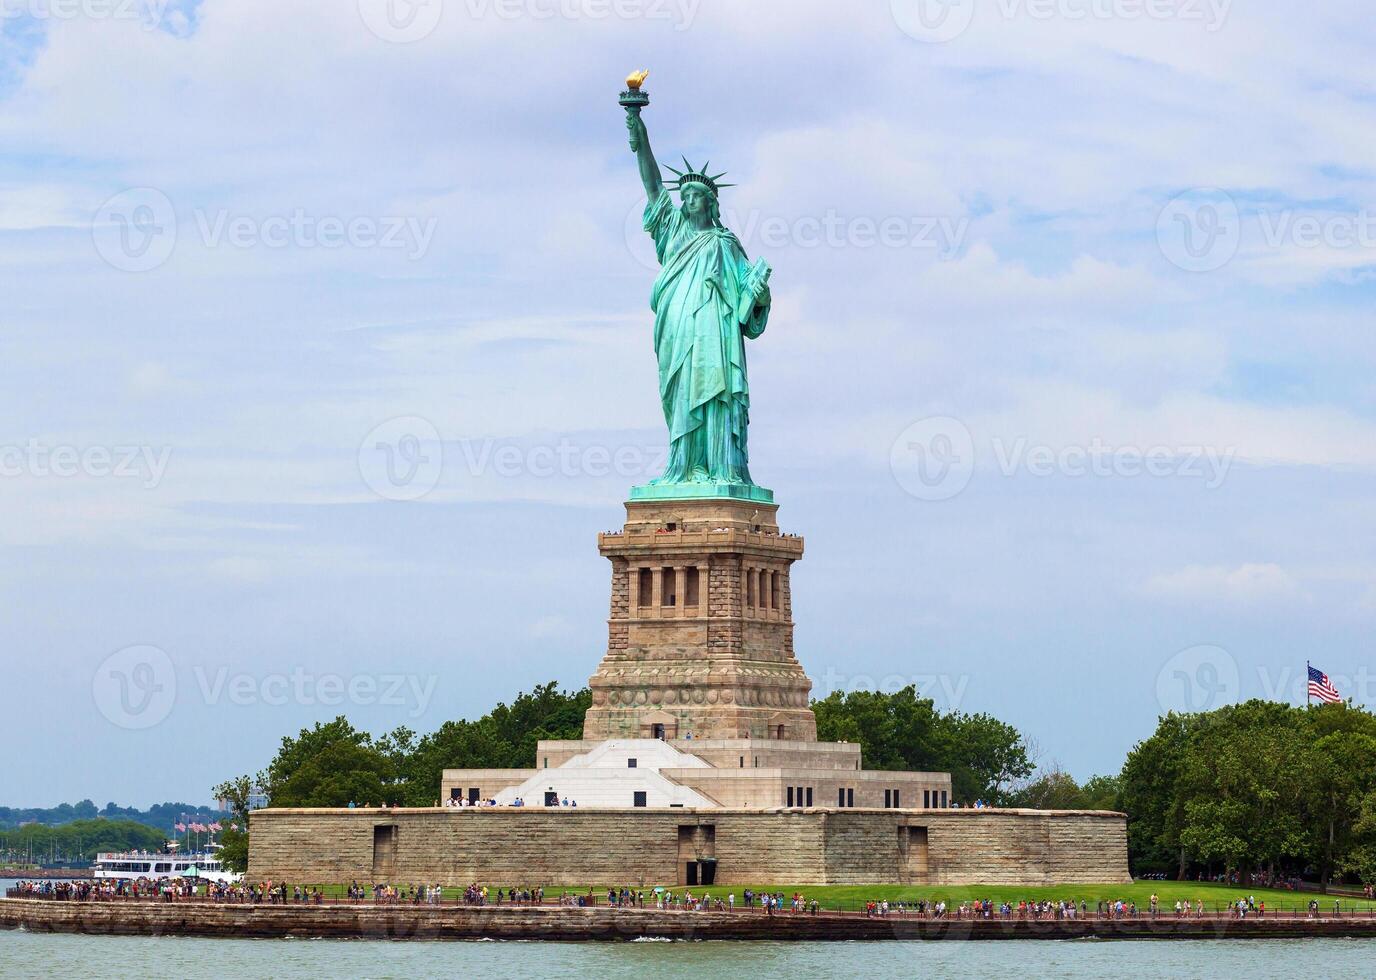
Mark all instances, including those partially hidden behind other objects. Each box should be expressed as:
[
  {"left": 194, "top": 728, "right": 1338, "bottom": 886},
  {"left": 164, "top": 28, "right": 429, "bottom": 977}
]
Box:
[{"left": 620, "top": 72, "right": 774, "bottom": 502}]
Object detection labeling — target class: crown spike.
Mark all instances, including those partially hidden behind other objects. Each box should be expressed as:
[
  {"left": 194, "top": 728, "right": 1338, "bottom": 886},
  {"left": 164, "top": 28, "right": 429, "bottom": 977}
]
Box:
[{"left": 661, "top": 156, "right": 732, "bottom": 195}]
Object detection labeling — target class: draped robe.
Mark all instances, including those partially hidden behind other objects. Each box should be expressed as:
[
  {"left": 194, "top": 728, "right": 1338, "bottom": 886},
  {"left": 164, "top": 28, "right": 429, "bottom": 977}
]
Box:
[{"left": 643, "top": 187, "right": 770, "bottom": 485}]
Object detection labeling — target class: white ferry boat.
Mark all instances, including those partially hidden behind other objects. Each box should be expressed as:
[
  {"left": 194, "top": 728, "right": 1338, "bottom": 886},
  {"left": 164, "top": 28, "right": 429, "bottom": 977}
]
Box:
[{"left": 90, "top": 846, "right": 241, "bottom": 884}]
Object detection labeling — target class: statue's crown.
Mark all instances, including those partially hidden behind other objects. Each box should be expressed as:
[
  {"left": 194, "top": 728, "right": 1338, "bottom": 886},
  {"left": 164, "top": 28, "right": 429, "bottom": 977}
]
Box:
[{"left": 664, "top": 157, "right": 733, "bottom": 196}]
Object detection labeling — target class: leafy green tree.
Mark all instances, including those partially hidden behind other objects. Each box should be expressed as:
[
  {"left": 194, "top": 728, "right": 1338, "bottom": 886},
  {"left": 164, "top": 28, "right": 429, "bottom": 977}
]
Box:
[
  {"left": 813, "top": 687, "right": 1030, "bottom": 804},
  {"left": 814, "top": 688, "right": 940, "bottom": 771},
  {"left": 1119, "top": 712, "right": 1198, "bottom": 876},
  {"left": 1080, "top": 774, "right": 1122, "bottom": 811},
  {"left": 211, "top": 774, "right": 260, "bottom": 825},
  {"left": 942, "top": 712, "right": 1033, "bottom": 804},
  {"left": 270, "top": 738, "right": 397, "bottom": 808},
  {"left": 1008, "top": 765, "right": 1089, "bottom": 810},
  {"left": 1305, "top": 703, "right": 1376, "bottom": 890},
  {"left": 263, "top": 716, "right": 374, "bottom": 793},
  {"left": 215, "top": 825, "right": 249, "bottom": 874},
  {"left": 1174, "top": 701, "right": 1314, "bottom": 882},
  {"left": 0, "top": 819, "right": 166, "bottom": 865}
]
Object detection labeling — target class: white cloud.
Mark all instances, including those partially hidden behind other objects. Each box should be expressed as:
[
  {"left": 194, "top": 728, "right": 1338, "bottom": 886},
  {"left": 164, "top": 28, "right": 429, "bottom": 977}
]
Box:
[{"left": 1143, "top": 562, "right": 1304, "bottom": 605}]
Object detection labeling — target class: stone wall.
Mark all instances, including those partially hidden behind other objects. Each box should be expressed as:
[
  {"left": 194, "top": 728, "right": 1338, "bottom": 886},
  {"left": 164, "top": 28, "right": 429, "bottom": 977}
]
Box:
[
  {"left": 924, "top": 810, "right": 1131, "bottom": 884},
  {"left": 249, "top": 807, "right": 1129, "bottom": 886},
  {"left": 11, "top": 896, "right": 1376, "bottom": 941}
]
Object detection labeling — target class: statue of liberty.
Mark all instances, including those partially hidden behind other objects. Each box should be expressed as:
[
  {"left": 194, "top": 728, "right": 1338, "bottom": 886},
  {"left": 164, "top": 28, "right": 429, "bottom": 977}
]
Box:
[{"left": 621, "top": 72, "right": 773, "bottom": 500}]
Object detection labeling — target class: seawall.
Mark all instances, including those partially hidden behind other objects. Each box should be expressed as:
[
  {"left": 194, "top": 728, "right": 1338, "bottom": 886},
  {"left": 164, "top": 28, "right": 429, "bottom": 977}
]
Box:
[{"left": 5, "top": 899, "right": 1376, "bottom": 941}]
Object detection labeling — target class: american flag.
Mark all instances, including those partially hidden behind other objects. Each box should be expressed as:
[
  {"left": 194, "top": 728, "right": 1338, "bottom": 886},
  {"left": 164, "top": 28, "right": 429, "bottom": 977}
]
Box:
[{"left": 1308, "top": 664, "right": 1342, "bottom": 704}]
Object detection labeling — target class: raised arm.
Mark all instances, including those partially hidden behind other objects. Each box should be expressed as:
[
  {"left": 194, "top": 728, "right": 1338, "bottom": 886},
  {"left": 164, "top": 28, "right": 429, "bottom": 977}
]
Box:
[{"left": 626, "top": 111, "right": 664, "bottom": 201}]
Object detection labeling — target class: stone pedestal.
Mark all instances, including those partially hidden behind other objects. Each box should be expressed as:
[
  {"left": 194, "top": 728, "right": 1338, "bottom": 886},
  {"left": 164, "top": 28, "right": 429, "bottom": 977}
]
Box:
[{"left": 583, "top": 496, "right": 817, "bottom": 741}]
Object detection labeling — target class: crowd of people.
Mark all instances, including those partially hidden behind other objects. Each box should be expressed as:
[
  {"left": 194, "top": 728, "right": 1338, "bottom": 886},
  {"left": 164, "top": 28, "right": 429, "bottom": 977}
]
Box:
[
  {"left": 439, "top": 797, "right": 578, "bottom": 808},
  {"left": 5, "top": 878, "right": 319, "bottom": 904},
  {"left": 9, "top": 878, "right": 1374, "bottom": 921}
]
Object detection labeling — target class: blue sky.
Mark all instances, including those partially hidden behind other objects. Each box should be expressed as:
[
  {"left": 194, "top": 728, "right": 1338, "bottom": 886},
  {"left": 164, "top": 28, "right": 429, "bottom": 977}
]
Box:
[{"left": 2, "top": 1, "right": 1374, "bottom": 806}]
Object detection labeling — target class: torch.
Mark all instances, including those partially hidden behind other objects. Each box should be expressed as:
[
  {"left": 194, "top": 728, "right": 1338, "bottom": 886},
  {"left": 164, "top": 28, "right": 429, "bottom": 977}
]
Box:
[{"left": 620, "top": 69, "right": 650, "bottom": 152}]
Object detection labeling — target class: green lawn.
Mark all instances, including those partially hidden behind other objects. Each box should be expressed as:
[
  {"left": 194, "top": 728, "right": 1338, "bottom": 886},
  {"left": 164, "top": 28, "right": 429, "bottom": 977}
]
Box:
[
  {"left": 291, "top": 880, "right": 1372, "bottom": 914},
  {"left": 690, "top": 881, "right": 1370, "bottom": 913}
]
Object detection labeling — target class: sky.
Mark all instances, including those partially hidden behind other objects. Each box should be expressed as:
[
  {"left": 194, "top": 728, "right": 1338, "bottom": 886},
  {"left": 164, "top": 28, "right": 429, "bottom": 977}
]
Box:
[{"left": 1, "top": 0, "right": 1374, "bottom": 807}]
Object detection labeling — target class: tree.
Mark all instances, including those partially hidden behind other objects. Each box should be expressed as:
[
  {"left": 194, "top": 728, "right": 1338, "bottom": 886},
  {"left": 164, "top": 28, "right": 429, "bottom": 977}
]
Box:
[
  {"left": 941, "top": 712, "right": 1033, "bottom": 804},
  {"left": 1119, "top": 712, "right": 1198, "bottom": 877},
  {"left": 270, "top": 738, "right": 397, "bottom": 808},
  {"left": 216, "top": 826, "right": 249, "bottom": 874},
  {"left": 1304, "top": 703, "right": 1376, "bottom": 890},
  {"left": 0, "top": 819, "right": 164, "bottom": 864},
  {"left": 211, "top": 774, "right": 260, "bottom": 825},
  {"left": 1007, "top": 764, "right": 1096, "bottom": 810},
  {"left": 1079, "top": 774, "right": 1122, "bottom": 812},
  {"left": 1173, "top": 701, "right": 1314, "bottom": 882},
  {"left": 813, "top": 687, "right": 1030, "bottom": 804},
  {"left": 395, "top": 684, "right": 590, "bottom": 805}
]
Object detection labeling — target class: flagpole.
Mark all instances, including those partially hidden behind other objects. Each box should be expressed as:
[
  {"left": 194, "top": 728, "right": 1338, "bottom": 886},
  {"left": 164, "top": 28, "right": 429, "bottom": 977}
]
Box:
[{"left": 1306, "top": 660, "right": 1312, "bottom": 706}]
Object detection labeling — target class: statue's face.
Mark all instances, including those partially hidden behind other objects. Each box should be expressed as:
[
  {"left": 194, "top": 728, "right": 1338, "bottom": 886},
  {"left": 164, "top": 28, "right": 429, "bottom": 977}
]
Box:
[{"left": 680, "top": 184, "right": 713, "bottom": 221}]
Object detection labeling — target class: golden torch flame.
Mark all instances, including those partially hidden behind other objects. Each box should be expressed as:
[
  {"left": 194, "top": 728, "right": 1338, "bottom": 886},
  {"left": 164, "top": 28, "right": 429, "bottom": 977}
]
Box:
[{"left": 625, "top": 69, "right": 650, "bottom": 91}]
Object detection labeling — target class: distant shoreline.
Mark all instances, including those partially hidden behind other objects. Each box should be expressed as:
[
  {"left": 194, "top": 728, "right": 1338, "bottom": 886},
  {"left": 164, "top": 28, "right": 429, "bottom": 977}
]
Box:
[
  {"left": 0, "top": 869, "right": 86, "bottom": 880},
  {"left": 5, "top": 898, "right": 1376, "bottom": 941}
]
